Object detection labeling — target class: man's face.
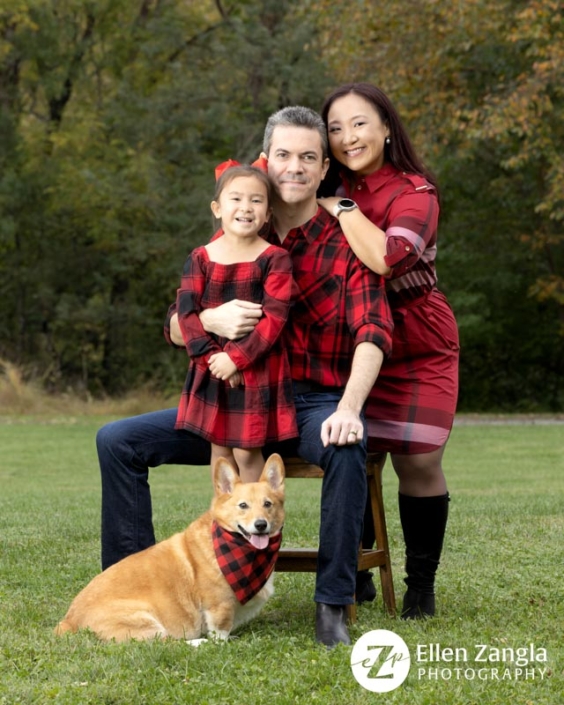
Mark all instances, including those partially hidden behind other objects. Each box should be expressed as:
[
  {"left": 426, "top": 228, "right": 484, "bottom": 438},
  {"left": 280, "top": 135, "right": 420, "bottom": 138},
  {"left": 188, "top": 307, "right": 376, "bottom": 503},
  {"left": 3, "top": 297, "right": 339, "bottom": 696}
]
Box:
[{"left": 266, "top": 126, "right": 330, "bottom": 206}]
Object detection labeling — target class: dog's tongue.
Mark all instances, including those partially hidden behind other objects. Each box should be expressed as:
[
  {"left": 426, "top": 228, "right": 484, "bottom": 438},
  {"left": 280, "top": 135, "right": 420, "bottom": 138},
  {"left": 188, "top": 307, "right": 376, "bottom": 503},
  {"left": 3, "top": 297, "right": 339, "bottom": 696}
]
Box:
[{"left": 250, "top": 534, "right": 269, "bottom": 550}]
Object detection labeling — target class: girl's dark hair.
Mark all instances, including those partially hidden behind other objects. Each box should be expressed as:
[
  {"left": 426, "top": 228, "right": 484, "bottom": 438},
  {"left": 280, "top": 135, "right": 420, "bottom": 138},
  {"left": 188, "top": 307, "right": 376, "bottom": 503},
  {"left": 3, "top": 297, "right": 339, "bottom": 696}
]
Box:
[
  {"left": 214, "top": 164, "right": 273, "bottom": 203},
  {"left": 318, "top": 82, "right": 439, "bottom": 199}
]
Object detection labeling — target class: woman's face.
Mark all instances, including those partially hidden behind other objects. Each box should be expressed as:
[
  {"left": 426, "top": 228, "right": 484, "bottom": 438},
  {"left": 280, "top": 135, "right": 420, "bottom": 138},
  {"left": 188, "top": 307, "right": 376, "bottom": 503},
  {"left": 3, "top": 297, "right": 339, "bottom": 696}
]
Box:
[{"left": 326, "top": 93, "right": 390, "bottom": 176}]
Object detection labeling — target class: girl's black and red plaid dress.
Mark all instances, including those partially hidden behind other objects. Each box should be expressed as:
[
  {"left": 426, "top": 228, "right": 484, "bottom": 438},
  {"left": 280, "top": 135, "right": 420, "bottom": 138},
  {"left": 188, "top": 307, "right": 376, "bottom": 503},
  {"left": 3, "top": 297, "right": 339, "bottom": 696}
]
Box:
[{"left": 175, "top": 244, "right": 297, "bottom": 448}]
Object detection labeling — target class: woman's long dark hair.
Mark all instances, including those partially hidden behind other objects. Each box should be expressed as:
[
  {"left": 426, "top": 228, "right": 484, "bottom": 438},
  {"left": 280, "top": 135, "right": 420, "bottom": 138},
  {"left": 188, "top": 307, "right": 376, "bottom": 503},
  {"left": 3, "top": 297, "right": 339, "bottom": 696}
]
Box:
[{"left": 318, "top": 82, "right": 439, "bottom": 199}]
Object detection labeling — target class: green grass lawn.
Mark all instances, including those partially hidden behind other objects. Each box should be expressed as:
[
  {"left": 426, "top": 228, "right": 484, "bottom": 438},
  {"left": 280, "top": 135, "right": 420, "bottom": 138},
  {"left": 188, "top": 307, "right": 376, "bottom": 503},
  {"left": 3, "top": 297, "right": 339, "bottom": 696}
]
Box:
[{"left": 0, "top": 416, "right": 562, "bottom": 704}]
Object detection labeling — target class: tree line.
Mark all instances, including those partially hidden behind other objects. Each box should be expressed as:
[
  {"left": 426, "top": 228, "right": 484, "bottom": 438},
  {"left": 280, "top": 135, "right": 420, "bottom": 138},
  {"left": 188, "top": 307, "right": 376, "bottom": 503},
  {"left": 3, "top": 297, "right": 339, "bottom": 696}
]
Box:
[{"left": 1, "top": 0, "right": 562, "bottom": 411}]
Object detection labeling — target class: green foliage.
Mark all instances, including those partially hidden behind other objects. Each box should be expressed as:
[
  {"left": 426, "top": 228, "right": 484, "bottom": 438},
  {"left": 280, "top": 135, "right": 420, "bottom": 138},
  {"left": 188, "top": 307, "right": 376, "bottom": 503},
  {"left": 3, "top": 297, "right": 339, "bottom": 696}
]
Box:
[
  {"left": 439, "top": 143, "right": 563, "bottom": 410},
  {"left": 0, "top": 0, "right": 332, "bottom": 395},
  {"left": 314, "top": 0, "right": 564, "bottom": 410},
  {"left": 0, "top": 0, "right": 562, "bottom": 408}
]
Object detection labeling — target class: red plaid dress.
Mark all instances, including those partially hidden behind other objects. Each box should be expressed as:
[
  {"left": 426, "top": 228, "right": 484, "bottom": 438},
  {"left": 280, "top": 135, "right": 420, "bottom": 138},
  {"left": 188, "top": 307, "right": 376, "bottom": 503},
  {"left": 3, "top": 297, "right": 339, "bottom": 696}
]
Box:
[
  {"left": 341, "top": 164, "right": 460, "bottom": 454},
  {"left": 175, "top": 244, "right": 297, "bottom": 447}
]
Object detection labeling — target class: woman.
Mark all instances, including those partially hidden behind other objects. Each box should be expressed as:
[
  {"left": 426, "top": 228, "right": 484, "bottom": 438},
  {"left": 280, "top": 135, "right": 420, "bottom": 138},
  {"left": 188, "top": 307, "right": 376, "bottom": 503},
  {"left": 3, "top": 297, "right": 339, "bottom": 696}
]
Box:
[{"left": 318, "top": 83, "right": 460, "bottom": 619}]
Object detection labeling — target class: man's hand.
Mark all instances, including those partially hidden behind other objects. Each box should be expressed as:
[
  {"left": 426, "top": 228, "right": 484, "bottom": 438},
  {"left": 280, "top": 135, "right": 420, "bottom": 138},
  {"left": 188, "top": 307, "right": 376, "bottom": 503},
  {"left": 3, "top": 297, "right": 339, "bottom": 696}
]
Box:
[
  {"left": 320, "top": 409, "right": 364, "bottom": 447},
  {"left": 319, "top": 342, "right": 384, "bottom": 447},
  {"left": 200, "top": 300, "right": 262, "bottom": 340},
  {"left": 208, "top": 352, "right": 238, "bottom": 380},
  {"left": 169, "top": 313, "right": 184, "bottom": 346}
]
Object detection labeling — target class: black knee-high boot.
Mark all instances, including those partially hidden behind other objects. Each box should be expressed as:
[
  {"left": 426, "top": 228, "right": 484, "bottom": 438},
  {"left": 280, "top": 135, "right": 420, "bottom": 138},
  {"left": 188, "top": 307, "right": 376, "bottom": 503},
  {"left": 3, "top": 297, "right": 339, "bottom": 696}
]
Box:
[{"left": 398, "top": 492, "right": 450, "bottom": 619}]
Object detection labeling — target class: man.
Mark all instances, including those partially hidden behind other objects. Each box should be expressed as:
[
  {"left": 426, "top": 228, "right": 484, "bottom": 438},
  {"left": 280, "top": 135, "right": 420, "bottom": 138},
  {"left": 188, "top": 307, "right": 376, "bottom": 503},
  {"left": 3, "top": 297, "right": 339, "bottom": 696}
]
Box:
[{"left": 97, "top": 106, "right": 393, "bottom": 647}]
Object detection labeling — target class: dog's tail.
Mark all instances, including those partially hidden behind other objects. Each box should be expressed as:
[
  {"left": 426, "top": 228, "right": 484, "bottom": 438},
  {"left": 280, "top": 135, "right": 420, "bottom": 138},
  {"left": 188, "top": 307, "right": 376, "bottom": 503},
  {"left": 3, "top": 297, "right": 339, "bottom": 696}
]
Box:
[{"left": 54, "top": 618, "right": 77, "bottom": 636}]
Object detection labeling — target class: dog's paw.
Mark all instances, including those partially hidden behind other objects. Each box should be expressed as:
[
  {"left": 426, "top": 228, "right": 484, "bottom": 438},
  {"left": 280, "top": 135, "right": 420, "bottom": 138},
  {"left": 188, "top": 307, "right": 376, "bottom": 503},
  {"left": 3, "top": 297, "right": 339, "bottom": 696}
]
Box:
[{"left": 186, "top": 638, "right": 209, "bottom": 647}]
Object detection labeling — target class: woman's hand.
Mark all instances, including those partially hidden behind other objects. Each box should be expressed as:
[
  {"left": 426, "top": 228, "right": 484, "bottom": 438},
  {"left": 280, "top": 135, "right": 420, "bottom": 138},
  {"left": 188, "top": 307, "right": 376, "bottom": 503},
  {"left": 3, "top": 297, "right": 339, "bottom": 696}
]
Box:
[
  {"left": 318, "top": 198, "right": 391, "bottom": 276},
  {"left": 317, "top": 197, "right": 340, "bottom": 216}
]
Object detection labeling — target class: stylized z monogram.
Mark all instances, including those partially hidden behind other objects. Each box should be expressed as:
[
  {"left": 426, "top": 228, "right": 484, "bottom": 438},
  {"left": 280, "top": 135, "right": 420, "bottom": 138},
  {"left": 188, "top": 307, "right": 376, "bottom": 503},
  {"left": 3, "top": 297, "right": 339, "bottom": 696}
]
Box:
[{"left": 356, "top": 645, "right": 408, "bottom": 679}]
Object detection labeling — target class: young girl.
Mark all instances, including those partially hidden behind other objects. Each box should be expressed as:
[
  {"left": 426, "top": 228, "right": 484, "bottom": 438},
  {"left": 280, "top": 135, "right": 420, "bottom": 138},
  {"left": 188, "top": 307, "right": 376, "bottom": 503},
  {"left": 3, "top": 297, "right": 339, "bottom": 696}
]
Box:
[{"left": 175, "top": 162, "right": 297, "bottom": 481}]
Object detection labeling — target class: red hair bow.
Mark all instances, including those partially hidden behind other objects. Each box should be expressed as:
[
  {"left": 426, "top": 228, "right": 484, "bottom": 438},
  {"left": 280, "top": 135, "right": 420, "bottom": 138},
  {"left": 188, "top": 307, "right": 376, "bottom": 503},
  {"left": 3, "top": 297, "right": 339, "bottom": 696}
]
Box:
[
  {"left": 214, "top": 156, "right": 269, "bottom": 181},
  {"left": 252, "top": 155, "right": 269, "bottom": 173}
]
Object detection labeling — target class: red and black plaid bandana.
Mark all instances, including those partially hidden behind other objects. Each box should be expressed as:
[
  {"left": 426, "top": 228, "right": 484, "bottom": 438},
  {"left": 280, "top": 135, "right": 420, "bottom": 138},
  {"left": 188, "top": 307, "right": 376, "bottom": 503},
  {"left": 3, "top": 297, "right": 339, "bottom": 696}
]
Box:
[{"left": 212, "top": 521, "right": 283, "bottom": 605}]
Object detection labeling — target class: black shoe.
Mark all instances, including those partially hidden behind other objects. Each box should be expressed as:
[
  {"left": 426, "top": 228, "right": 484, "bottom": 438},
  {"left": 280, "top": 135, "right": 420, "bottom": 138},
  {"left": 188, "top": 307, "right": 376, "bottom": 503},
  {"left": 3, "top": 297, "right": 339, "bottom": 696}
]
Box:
[
  {"left": 315, "top": 603, "right": 351, "bottom": 648},
  {"left": 401, "top": 588, "right": 435, "bottom": 620},
  {"left": 355, "top": 570, "right": 376, "bottom": 605}
]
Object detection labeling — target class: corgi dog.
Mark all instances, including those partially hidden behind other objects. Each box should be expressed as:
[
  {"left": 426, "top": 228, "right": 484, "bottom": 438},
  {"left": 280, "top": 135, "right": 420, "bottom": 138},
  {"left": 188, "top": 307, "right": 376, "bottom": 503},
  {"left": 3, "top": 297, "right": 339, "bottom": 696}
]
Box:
[{"left": 55, "top": 454, "right": 285, "bottom": 642}]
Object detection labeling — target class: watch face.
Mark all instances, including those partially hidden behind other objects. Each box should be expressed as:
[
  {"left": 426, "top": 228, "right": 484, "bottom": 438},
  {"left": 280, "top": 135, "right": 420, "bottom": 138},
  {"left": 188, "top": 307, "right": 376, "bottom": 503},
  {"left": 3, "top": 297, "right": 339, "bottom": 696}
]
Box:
[{"left": 333, "top": 198, "right": 357, "bottom": 218}]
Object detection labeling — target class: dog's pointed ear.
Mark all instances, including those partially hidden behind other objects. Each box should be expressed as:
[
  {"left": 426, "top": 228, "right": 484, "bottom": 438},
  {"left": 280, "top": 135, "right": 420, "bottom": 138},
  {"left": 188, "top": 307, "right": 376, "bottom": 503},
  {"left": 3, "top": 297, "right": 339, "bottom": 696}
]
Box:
[
  {"left": 214, "top": 458, "right": 240, "bottom": 495},
  {"left": 260, "top": 454, "right": 285, "bottom": 491}
]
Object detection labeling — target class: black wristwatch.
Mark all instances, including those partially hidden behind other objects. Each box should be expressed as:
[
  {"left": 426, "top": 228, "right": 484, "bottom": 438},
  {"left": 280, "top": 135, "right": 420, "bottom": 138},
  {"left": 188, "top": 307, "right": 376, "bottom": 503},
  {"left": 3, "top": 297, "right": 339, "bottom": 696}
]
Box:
[{"left": 333, "top": 198, "right": 358, "bottom": 218}]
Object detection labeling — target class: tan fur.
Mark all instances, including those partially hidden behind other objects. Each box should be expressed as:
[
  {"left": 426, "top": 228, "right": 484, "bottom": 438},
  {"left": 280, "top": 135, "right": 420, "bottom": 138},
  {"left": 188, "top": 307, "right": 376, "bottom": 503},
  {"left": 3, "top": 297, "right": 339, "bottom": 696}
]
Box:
[{"left": 55, "top": 454, "right": 285, "bottom": 642}]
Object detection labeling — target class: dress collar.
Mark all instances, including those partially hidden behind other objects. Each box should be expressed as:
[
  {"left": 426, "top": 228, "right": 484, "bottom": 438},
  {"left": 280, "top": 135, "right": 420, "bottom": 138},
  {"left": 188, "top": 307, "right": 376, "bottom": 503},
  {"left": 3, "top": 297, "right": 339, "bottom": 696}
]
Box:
[{"left": 348, "top": 163, "right": 398, "bottom": 195}]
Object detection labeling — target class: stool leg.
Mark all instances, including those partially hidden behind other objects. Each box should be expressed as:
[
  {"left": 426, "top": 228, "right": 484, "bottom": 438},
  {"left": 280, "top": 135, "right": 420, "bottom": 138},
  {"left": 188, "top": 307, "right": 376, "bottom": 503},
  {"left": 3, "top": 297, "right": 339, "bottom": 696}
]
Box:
[{"left": 368, "top": 457, "right": 396, "bottom": 615}]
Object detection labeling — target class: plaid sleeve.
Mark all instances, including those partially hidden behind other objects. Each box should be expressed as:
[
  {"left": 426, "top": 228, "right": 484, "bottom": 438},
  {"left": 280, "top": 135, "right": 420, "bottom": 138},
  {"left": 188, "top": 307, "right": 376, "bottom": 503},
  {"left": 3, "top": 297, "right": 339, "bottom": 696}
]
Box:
[
  {"left": 176, "top": 248, "right": 222, "bottom": 358},
  {"left": 384, "top": 183, "right": 439, "bottom": 275},
  {"left": 224, "top": 248, "right": 293, "bottom": 370},
  {"left": 345, "top": 257, "right": 393, "bottom": 358}
]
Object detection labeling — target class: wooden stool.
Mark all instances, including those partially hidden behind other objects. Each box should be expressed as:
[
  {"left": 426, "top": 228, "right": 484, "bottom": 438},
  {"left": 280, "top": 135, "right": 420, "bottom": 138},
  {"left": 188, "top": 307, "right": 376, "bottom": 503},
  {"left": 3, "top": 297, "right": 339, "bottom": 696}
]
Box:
[{"left": 277, "top": 452, "right": 396, "bottom": 622}]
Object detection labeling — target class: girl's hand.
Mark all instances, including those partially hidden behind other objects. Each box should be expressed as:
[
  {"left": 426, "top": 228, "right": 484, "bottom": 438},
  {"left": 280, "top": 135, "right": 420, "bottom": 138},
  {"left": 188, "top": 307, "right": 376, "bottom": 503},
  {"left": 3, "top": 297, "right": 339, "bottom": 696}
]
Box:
[
  {"left": 208, "top": 352, "right": 238, "bottom": 380},
  {"left": 227, "top": 371, "right": 244, "bottom": 388}
]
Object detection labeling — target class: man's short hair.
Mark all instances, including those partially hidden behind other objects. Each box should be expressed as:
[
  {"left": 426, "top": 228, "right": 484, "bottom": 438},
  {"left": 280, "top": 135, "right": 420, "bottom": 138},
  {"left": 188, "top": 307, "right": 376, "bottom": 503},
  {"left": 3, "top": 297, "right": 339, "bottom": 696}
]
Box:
[{"left": 263, "top": 106, "right": 328, "bottom": 158}]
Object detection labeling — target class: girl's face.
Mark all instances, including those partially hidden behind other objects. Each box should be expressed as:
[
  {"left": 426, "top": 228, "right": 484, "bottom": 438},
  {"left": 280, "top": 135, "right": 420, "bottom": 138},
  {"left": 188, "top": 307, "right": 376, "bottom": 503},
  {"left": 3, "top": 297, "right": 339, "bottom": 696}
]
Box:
[
  {"left": 211, "top": 175, "right": 270, "bottom": 237},
  {"left": 327, "top": 93, "right": 390, "bottom": 176}
]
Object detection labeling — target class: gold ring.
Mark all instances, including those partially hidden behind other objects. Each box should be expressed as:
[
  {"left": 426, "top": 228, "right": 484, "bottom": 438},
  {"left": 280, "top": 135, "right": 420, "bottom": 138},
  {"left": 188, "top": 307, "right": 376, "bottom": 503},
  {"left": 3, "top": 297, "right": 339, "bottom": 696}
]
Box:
[{"left": 349, "top": 430, "right": 358, "bottom": 436}]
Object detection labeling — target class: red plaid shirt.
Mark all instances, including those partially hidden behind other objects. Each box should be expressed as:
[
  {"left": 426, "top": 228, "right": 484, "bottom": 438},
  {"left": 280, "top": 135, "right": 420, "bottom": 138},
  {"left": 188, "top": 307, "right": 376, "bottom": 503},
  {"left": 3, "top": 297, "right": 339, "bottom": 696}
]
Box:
[
  {"left": 264, "top": 207, "right": 393, "bottom": 388},
  {"left": 165, "top": 208, "right": 393, "bottom": 388}
]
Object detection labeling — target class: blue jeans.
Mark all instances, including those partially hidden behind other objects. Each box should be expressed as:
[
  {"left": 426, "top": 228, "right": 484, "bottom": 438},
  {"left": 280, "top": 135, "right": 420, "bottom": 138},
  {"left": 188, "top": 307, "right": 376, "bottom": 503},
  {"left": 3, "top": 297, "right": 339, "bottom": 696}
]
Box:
[{"left": 97, "top": 393, "right": 367, "bottom": 605}]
